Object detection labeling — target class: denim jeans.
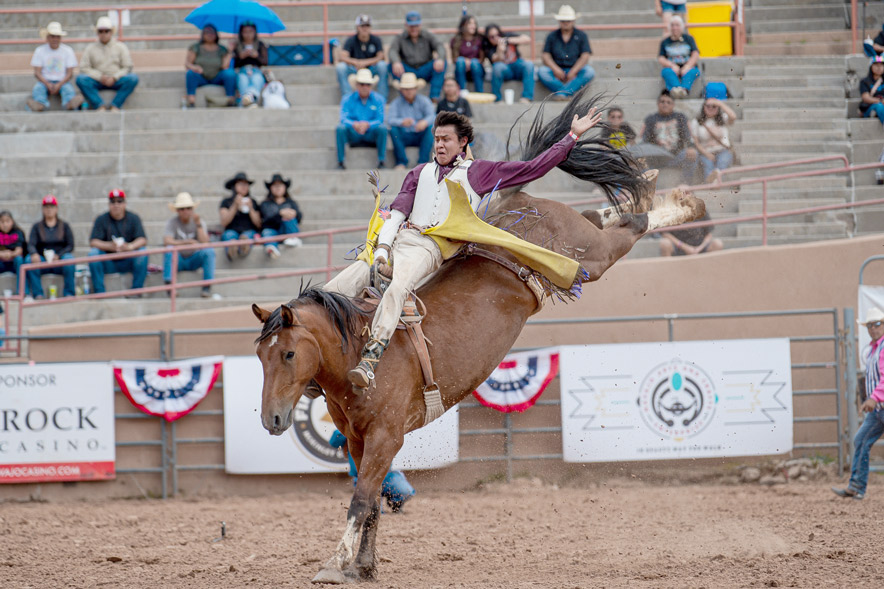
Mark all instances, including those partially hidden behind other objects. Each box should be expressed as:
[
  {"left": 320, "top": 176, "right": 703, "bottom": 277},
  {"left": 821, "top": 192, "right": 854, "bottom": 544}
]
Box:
[
  {"left": 26, "top": 253, "right": 75, "bottom": 297},
  {"left": 0, "top": 256, "right": 23, "bottom": 294},
  {"left": 30, "top": 81, "right": 77, "bottom": 109},
  {"left": 699, "top": 150, "right": 733, "bottom": 179},
  {"left": 76, "top": 73, "right": 139, "bottom": 109},
  {"left": 455, "top": 56, "right": 485, "bottom": 93},
  {"left": 261, "top": 218, "right": 300, "bottom": 241},
  {"left": 185, "top": 69, "right": 236, "bottom": 97},
  {"left": 221, "top": 228, "right": 256, "bottom": 255},
  {"left": 661, "top": 66, "right": 701, "bottom": 93},
  {"left": 336, "top": 61, "right": 389, "bottom": 101},
  {"left": 393, "top": 61, "right": 446, "bottom": 99},
  {"left": 87, "top": 247, "right": 148, "bottom": 293},
  {"left": 336, "top": 124, "right": 387, "bottom": 164},
  {"left": 162, "top": 248, "right": 215, "bottom": 283},
  {"left": 863, "top": 103, "right": 884, "bottom": 124},
  {"left": 537, "top": 65, "right": 594, "bottom": 97},
  {"left": 491, "top": 59, "right": 535, "bottom": 101},
  {"left": 236, "top": 66, "right": 265, "bottom": 102},
  {"left": 389, "top": 126, "right": 433, "bottom": 167},
  {"left": 848, "top": 409, "right": 884, "bottom": 494}
]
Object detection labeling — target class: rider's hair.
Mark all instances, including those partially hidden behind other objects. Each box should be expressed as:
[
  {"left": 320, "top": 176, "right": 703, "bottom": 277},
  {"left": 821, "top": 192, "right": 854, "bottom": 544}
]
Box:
[{"left": 434, "top": 111, "right": 474, "bottom": 145}]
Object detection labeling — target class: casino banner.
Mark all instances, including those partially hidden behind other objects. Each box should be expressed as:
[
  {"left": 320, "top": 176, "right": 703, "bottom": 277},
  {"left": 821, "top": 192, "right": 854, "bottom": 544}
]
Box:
[
  {"left": 559, "top": 339, "right": 793, "bottom": 462},
  {"left": 0, "top": 363, "right": 115, "bottom": 483},
  {"left": 473, "top": 348, "right": 559, "bottom": 412},
  {"left": 222, "top": 356, "right": 459, "bottom": 474}
]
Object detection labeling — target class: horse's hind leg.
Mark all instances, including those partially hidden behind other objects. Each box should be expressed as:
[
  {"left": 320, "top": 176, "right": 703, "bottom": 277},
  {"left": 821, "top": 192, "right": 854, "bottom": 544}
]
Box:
[{"left": 354, "top": 501, "right": 381, "bottom": 579}]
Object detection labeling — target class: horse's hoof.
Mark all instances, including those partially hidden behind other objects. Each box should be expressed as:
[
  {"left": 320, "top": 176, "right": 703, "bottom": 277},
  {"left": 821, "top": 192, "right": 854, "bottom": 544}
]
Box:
[{"left": 312, "top": 568, "right": 348, "bottom": 584}]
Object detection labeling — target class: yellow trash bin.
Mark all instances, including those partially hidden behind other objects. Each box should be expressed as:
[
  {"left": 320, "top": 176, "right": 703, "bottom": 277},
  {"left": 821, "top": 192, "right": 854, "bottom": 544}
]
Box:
[{"left": 687, "top": 1, "right": 734, "bottom": 57}]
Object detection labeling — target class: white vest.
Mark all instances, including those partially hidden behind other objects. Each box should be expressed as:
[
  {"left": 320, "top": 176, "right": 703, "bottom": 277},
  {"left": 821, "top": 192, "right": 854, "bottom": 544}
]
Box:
[{"left": 409, "top": 160, "right": 483, "bottom": 228}]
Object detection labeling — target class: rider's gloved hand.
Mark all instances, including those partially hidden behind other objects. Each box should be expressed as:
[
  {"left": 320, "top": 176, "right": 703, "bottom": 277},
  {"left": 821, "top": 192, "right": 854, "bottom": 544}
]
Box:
[{"left": 374, "top": 245, "right": 393, "bottom": 278}]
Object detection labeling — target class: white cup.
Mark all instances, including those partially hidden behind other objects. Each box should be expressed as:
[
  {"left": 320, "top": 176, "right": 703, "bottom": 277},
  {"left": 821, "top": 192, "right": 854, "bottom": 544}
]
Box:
[
  {"left": 239, "top": 205, "right": 250, "bottom": 214},
  {"left": 504, "top": 88, "right": 515, "bottom": 105},
  {"left": 459, "top": 89, "right": 470, "bottom": 98},
  {"left": 112, "top": 237, "right": 125, "bottom": 247},
  {"left": 2, "top": 289, "right": 11, "bottom": 298},
  {"left": 44, "top": 249, "right": 56, "bottom": 262}
]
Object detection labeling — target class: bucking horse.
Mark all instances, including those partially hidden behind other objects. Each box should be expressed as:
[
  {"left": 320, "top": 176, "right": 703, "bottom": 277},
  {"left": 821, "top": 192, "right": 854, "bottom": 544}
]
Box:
[{"left": 251, "top": 89, "right": 705, "bottom": 584}]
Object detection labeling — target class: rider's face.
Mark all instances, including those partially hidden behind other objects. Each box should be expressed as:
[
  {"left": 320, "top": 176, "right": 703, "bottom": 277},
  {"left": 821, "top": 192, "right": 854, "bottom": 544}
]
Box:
[{"left": 434, "top": 125, "right": 467, "bottom": 166}]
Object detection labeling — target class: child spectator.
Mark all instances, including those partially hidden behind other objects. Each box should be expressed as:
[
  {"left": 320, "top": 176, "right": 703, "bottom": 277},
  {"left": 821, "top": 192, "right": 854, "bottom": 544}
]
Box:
[
  {"left": 0, "top": 210, "right": 26, "bottom": 296},
  {"left": 336, "top": 68, "right": 387, "bottom": 170},
  {"left": 606, "top": 107, "right": 636, "bottom": 148},
  {"left": 485, "top": 23, "right": 534, "bottom": 103},
  {"left": 641, "top": 90, "right": 697, "bottom": 182},
  {"left": 690, "top": 98, "right": 737, "bottom": 183},
  {"left": 389, "top": 73, "right": 435, "bottom": 169},
  {"left": 219, "top": 172, "right": 261, "bottom": 260},
  {"left": 658, "top": 16, "right": 700, "bottom": 99},
  {"left": 388, "top": 11, "right": 447, "bottom": 100},
  {"left": 184, "top": 25, "right": 236, "bottom": 108},
  {"left": 163, "top": 192, "right": 215, "bottom": 298},
  {"left": 436, "top": 78, "right": 473, "bottom": 117},
  {"left": 76, "top": 16, "right": 138, "bottom": 111},
  {"left": 538, "top": 5, "right": 594, "bottom": 99},
  {"left": 27, "top": 22, "right": 82, "bottom": 112},
  {"left": 231, "top": 22, "right": 268, "bottom": 107},
  {"left": 859, "top": 57, "right": 884, "bottom": 125},
  {"left": 336, "top": 14, "right": 389, "bottom": 102},
  {"left": 26, "top": 195, "right": 76, "bottom": 299},
  {"left": 451, "top": 14, "right": 486, "bottom": 93},
  {"left": 88, "top": 189, "right": 148, "bottom": 296},
  {"left": 260, "top": 174, "right": 303, "bottom": 258}
]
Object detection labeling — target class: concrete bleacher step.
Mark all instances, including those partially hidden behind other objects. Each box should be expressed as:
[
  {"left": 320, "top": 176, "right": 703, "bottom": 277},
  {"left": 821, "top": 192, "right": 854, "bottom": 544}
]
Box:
[
  {"left": 736, "top": 221, "right": 848, "bottom": 239},
  {"left": 847, "top": 119, "right": 884, "bottom": 141},
  {"left": 741, "top": 128, "right": 848, "bottom": 142},
  {"left": 742, "top": 107, "right": 845, "bottom": 121},
  {"left": 737, "top": 197, "right": 848, "bottom": 215}
]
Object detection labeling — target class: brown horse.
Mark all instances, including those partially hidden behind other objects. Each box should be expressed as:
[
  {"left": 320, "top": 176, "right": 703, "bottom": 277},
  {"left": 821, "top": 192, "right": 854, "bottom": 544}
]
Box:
[{"left": 252, "top": 93, "right": 705, "bottom": 584}]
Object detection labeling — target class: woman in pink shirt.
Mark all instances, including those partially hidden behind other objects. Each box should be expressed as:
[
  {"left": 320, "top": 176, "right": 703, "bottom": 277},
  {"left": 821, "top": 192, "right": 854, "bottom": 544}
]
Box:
[{"left": 833, "top": 308, "right": 884, "bottom": 500}]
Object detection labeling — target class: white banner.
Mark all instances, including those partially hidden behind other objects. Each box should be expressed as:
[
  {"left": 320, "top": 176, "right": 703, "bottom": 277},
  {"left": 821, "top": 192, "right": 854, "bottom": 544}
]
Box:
[
  {"left": 0, "top": 363, "right": 115, "bottom": 483},
  {"left": 222, "top": 356, "right": 459, "bottom": 474},
  {"left": 560, "top": 339, "right": 793, "bottom": 462}
]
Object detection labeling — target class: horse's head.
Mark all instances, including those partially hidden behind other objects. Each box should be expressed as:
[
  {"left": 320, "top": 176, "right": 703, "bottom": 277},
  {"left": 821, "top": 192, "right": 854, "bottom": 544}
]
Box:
[{"left": 252, "top": 302, "right": 321, "bottom": 436}]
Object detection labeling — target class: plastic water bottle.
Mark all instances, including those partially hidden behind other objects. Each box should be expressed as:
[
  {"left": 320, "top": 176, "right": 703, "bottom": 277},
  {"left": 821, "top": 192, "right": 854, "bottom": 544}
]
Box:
[{"left": 83, "top": 274, "right": 91, "bottom": 295}]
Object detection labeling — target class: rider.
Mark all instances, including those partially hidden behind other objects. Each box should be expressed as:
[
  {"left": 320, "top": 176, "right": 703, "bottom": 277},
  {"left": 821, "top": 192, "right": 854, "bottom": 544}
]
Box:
[{"left": 325, "top": 108, "right": 603, "bottom": 388}]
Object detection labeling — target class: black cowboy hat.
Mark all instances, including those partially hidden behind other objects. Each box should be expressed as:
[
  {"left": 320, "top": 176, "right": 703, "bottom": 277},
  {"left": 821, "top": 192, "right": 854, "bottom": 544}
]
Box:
[
  {"left": 224, "top": 171, "right": 254, "bottom": 190},
  {"left": 265, "top": 173, "right": 291, "bottom": 190}
]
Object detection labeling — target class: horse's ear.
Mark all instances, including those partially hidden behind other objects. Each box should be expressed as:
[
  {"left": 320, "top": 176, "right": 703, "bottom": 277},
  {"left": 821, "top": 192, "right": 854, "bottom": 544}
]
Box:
[
  {"left": 280, "top": 304, "right": 296, "bottom": 327},
  {"left": 252, "top": 304, "right": 271, "bottom": 323}
]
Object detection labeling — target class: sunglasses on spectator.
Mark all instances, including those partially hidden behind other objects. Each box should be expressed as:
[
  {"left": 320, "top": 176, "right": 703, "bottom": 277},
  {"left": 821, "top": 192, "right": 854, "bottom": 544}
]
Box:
[
  {"left": 869, "top": 321, "right": 884, "bottom": 328},
  {"left": 109, "top": 197, "right": 125, "bottom": 203},
  {"left": 178, "top": 207, "right": 193, "bottom": 211},
  {"left": 98, "top": 29, "right": 112, "bottom": 33}
]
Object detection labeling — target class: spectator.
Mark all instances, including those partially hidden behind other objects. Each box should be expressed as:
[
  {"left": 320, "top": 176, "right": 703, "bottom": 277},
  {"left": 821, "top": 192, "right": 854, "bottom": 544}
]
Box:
[
  {"left": 0, "top": 210, "right": 26, "bottom": 296},
  {"left": 184, "top": 24, "right": 236, "bottom": 108},
  {"left": 260, "top": 173, "right": 304, "bottom": 259},
  {"left": 832, "top": 307, "right": 884, "bottom": 500},
  {"left": 690, "top": 98, "right": 736, "bottom": 183},
  {"left": 606, "top": 106, "right": 636, "bottom": 148},
  {"left": 26, "top": 195, "right": 75, "bottom": 299},
  {"left": 27, "top": 22, "right": 82, "bottom": 112},
  {"left": 863, "top": 23, "right": 884, "bottom": 58},
  {"left": 436, "top": 78, "right": 473, "bottom": 117},
  {"left": 76, "top": 16, "right": 138, "bottom": 111},
  {"left": 389, "top": 73, "right": 435, "bottom": 169},
  {"left": 654, "top": 0, "right": 688, "bottom": 36},
  {"left": 336, "top": 14, "right": 389, "bottom": 102},
  {"left": 163, "top": 192, "right": 215, "bottom": 298},
  {"left": 231, "top": 22, "right": 268, "bottom": 107},
  {"left": 88, "top": 189, "right": 148, "bottom": 297},
  {"left": 485, "top": 23, "right": 534, "bottom": 103},
  {"left": 388, "top": 11, "right": 447, "bottom": 100},
  {"left": 219, "top": 172, "right": 261, "bottom": 260},
  {"left": 538, "top": 5, "right": 594, "bottom": 100},
  {"left": 859, "top": 56, "right": 884, "bottom": 126},
  {"left": 451, "top": 14, "right": 486, "bottom": 93},
  {"left": 659, "top": 209, "right": 722, "bottom": 256},
  {"left": 658, "top": 16, "right": 700, "bottom": 99},
  {"left": 336, "top": 68, "right": 387, "bottom": 170},
  {"left": 641, "top": 90, "right": 697, "bottom": 182}
]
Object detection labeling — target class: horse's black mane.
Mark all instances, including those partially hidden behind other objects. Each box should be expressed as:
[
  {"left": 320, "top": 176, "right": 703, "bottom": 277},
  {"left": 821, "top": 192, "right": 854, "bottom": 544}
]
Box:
[{"left": 255, "top": 284, "right": 371, "bottom": 347}]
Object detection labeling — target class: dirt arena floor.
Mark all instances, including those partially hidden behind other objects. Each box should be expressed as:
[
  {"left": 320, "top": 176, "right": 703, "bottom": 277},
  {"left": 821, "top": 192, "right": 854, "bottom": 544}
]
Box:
[{"left": 2, "top": 477, "right": 883, "bottom": 589}]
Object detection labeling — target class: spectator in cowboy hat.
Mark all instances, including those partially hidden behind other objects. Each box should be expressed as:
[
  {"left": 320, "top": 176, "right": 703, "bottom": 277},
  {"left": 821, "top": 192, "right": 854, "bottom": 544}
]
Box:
[
  {"left": 163, "top": 192, "right": 216, "bottom": 298},
  {"left": 336, "top": 14, "right": 389, "bottom": 101},
  {"left": 388, "top": 11, "right": 447, "bottom": 100},
  {"left": 219, "top": 172, "right": 261, "bottom": 260},
  {"left": 88, "top": 189, "right": 148, "bottom": 297},
  {"left": 260, "top": 173, "right": 303, "bottom": 258},
  {"left": 388, "top": 72, "right": 435, "bottom": 169},
  {"left": 336, "top": 68, "right": 387, "bottom": 170},
  {"left": 76, "top": 16, "right": 139, "bottom": 111},
  {"left": 538, "top": 5, "right": 594, "bottom": 99},
  {"left": 26, "top": 194, "right": 76, "bottom": 299},
  {"left": 27, "top": 21, "right": 83, "bottom": 112}
]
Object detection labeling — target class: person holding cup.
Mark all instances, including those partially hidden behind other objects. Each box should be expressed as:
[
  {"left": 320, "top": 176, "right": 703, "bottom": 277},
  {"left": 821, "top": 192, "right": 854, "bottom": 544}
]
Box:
[
  {"left": 88, "top": 188, "right": 148, "bottom": 296},
  {"left": 26, "top": 194, "right": 76, "bottom": 299},
  {"left": 219, "top": 172, "right": 261, "bottom": 260}
]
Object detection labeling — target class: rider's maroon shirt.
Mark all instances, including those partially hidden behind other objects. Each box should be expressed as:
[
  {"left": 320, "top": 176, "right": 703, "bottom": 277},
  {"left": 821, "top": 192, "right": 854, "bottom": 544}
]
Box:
[{"left": 390, "top": 134, "right": 577, "bottom": 216}]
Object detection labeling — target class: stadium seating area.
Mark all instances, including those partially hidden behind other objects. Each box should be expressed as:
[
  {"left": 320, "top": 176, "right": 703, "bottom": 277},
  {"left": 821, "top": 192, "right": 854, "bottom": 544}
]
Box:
[{"left": 1, "top": 0, "right": 883, "bottom": 330}]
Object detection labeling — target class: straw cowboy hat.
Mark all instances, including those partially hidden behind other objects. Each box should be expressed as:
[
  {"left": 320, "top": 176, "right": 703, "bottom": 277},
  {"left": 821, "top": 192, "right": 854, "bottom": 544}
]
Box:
[
  {"left": 169, "top": 192, "right": 200, "bottom": 211},
  {"left": 348, "top": 68, "right": 379, "bottom": 90},
  {"left": 553, "top": 5, "right": 578, "bottom": 21},
  {"left": 40, "top": 22, "right": 68, "bottom": 39},
  {"left": 392, "top": 72, "right": 427, "bottom": 90},
  {"left": 93, "top": 16, "right": 117, "bottom": 33},
  {"left": 859, "top": 307, "right": 884, "bottom": 325}
]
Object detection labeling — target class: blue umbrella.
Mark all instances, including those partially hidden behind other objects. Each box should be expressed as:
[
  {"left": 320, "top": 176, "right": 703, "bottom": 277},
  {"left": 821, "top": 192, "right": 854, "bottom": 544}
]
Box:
[{"left": 185, "top": 0, "right": 285, "bottom": 35}]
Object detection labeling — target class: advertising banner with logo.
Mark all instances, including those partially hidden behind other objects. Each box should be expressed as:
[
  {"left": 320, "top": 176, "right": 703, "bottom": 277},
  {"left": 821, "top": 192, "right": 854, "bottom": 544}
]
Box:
[
  {"left": 560, "top": 339, "right": 793, "bottom": 462},
  {"left": 222, "top": 356, "right": 459, "bottom": 474},
  {"left": 0, "top": 363, "right": 115, "bottom": 483}
]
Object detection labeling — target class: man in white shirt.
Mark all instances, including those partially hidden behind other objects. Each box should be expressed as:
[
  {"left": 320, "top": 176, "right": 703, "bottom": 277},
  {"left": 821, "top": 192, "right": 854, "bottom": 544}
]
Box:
[{"left": 27, "top": 22, "right": 82, "bottom": 112}]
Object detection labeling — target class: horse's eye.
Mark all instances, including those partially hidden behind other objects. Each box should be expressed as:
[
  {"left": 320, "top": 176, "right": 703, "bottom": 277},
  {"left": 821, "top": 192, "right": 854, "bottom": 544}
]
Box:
[{"left": 285, "top": 351, "right": 295, "bottom": 361}]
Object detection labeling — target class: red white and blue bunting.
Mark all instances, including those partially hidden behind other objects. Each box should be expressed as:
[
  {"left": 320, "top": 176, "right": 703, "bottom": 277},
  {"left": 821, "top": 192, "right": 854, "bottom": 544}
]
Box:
[
  {"left": 473, "top": 348, "right": 559, "bottom": 413},
  {"left": 113, "top": 356, "right": 223, "bottom": 422}
]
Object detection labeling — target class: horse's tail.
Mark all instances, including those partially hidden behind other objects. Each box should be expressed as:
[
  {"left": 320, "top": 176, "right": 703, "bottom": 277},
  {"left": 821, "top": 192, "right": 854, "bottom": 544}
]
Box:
[{"left": 507, "top": 86, "right": 647, "bottom": 210}]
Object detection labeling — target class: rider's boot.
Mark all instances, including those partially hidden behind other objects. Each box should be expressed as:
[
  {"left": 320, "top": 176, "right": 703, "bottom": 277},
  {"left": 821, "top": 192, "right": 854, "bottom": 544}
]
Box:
[
  {"left": 347, "top": 337, "right": 389, "bottom": 389},
  {"left": 304, "top": 379, "right": 324, "bottom": 399}
]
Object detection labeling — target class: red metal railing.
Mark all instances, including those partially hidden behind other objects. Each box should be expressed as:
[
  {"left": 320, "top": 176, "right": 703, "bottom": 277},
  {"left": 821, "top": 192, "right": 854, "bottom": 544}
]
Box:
[{"left": 0, "top": 0, "right": 746, "bottom": 60}]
